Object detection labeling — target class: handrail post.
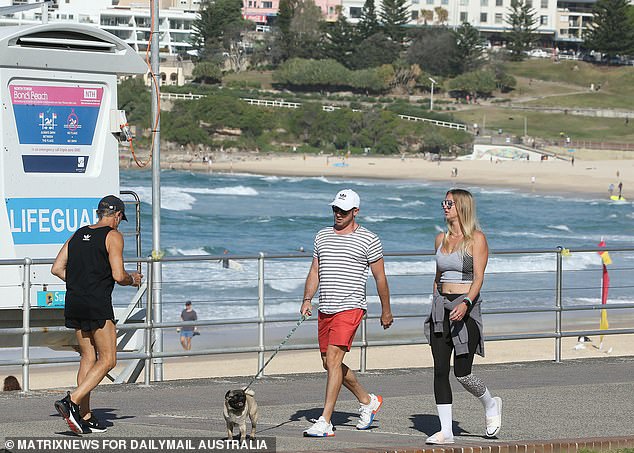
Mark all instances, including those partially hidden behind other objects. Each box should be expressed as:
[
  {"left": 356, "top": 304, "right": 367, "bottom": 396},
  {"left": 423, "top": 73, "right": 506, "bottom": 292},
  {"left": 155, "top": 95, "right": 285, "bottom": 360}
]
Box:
[
  {"left": 257, "top": 252, "right": 265, "bottom": 377},
  {"left": 360, "top": 311, "right": 367, "bottom": 373},
  {"left": 22, "top": 257, "right": 32, "bottom": 393},
  {"left": 144, "top": 259, "right": 153, "bottom": 385},
  {"left": 555, "top": 247, "right": 563, "bottom": 363}
]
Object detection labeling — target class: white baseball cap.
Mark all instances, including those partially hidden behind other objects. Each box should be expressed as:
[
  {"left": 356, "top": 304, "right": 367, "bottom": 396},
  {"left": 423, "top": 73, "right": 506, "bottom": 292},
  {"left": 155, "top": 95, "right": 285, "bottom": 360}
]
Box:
[{"left": 330, "top": 189, "right": 360, "bottom": 211}]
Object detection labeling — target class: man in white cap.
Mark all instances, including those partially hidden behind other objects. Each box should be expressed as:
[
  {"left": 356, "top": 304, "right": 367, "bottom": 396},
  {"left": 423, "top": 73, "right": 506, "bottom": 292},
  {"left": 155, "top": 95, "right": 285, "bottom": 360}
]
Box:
[{"left": 300, "top": 189, "right": 393, "bottom": 437}]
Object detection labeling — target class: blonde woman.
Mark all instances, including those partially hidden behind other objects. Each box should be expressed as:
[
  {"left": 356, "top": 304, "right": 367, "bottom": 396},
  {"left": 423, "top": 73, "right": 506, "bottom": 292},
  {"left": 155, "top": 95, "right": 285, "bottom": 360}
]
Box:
[{"left": 424, "top": 189, "right": 502, "bottom": 444}]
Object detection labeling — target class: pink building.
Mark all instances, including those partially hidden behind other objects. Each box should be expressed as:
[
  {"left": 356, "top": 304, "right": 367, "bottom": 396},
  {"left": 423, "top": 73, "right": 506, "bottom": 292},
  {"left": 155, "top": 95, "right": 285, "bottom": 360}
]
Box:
[{"left": 242, "top": 0, "right": 341, "bottom": 25}]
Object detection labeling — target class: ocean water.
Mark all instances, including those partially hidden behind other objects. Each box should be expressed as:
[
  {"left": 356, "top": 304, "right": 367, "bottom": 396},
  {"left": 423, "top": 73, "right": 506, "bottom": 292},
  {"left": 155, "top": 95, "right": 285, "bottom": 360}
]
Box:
[{"left": 118, "top": 169, "right": 634, "bottom": 326}]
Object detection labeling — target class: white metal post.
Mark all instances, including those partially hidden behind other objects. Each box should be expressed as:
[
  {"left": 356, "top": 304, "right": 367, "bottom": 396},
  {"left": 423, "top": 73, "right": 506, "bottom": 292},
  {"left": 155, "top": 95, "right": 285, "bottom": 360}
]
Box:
[
  {"left": 22, "top": 258, "right": 32, "bottom": 393},
  {"left": 150, "top": 0, "right": 164, "bottom": 381}
]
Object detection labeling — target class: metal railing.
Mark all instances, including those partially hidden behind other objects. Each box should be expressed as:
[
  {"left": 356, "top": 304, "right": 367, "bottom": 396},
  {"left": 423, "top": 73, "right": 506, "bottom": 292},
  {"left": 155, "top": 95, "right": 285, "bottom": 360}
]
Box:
[
  {"left": 1, "top": 246, "right": 633, "bottom": 393},
  {"left": 398, "top": 114, "right": 468, "bottom": 131}
]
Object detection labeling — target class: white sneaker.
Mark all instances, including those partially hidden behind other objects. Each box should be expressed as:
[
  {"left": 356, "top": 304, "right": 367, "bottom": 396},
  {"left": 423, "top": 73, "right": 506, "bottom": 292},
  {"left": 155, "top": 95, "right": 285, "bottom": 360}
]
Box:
[
  {"left": 356, "top": 393, "right": 383, "bottom": 430},
  {"left": 426, "top": 431, "right": 455, "bottom": 444},
  {"left": 485, "top": 396, "right": 502, "bottom": 437},
  {"left": 303, "top": 416, "right": 335, "bottom": 437}
]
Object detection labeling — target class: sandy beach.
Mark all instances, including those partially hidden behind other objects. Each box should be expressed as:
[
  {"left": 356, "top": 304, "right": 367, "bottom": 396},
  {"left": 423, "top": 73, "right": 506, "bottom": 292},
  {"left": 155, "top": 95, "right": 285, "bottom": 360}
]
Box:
[
  {"left": 140, "top": 151, "right": 634, "bottom": 199},
  {"left": 5, "top": 332, "right": 633, "bottom": 391}
]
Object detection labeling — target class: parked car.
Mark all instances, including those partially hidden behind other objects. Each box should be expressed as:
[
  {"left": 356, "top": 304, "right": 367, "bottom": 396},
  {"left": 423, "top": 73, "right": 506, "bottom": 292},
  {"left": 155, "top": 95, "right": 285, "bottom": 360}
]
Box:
[{"left": 526, "top": 48, "right": 550, "bottom": 58}]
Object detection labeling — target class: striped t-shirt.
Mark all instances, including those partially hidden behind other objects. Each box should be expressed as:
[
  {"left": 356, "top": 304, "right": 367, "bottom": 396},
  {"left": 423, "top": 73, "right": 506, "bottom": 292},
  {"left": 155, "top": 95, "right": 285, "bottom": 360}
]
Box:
[{"left": 313, "top": 225, "right": 383, "bottom": 314}]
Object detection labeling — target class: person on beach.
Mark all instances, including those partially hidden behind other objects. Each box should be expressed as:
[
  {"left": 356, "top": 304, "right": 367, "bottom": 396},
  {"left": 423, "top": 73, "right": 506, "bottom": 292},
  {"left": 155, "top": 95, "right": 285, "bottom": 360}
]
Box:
[
  {"left": 300, "top": 189, "right": 393, "bottom": 437},
  {"left": 180, "top": 301, "right": 198, "bottom": 350},
  {"left": 51, "top": 195, "right": 143, "bottom": 435},
  {"left": 424, "top": 189, "right": 501, "bottom": 444}
]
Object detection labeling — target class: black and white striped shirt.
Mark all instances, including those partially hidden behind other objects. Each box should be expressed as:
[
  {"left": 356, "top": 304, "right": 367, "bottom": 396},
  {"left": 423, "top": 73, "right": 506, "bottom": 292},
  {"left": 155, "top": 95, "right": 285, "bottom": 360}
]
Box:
[{"left": 313, "top": 225, "right": 383, "bottom": 314}]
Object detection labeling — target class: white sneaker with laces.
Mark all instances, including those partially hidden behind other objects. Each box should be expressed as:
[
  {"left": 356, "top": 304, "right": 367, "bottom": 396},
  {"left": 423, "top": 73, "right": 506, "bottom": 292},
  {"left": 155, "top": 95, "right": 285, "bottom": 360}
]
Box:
[
  {"left": 303, "top": 416, "right": 335, "bottom": 437},
  {"left": 356, "top": 393, "right": 383, "bottom": 430}
]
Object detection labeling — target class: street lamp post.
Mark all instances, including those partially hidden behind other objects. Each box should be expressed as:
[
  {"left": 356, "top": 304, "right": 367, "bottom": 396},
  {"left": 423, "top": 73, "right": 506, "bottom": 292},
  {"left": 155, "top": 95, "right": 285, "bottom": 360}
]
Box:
[{"left": 429, "top": 77, "right": 437, "bottom": 111}]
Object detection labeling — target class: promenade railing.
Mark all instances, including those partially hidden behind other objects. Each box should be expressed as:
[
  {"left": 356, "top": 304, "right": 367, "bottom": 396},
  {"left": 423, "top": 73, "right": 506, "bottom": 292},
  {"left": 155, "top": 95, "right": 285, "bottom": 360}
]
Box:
[{"left": 1, "top": 246, "right": 633, "bottom": 392}]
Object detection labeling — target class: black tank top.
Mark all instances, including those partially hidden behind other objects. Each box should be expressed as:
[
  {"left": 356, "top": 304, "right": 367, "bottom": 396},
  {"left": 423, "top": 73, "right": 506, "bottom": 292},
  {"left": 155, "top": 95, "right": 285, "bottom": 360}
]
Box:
[{"left": 65, "top": 225, "right": 115, "bottom": 320}]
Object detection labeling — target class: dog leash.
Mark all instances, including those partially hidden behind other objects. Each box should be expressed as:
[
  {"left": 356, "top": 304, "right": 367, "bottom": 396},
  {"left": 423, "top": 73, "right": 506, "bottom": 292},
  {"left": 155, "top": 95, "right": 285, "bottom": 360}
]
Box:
[{"left": 244, "top": 314, "right": 309, "bottom": 390}]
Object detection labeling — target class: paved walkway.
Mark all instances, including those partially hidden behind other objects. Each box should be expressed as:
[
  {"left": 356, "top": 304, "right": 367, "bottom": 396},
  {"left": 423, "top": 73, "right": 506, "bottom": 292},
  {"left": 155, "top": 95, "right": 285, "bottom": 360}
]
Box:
[{"left": 1, "top": 356, "right": 633, "bottom": 452}]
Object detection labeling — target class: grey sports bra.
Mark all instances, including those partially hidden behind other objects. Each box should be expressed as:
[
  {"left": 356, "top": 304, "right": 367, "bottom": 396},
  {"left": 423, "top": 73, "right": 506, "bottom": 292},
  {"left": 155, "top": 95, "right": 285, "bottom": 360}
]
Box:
[{"left": 436, "top": 245, "right": 474, "bottom": 284}]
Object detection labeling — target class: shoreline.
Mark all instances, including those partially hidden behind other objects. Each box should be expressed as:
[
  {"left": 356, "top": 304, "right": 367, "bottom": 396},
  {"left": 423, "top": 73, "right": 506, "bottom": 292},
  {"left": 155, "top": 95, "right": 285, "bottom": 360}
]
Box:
[{"left": 121, "top": 152, "right": 633, "bottom": 199}]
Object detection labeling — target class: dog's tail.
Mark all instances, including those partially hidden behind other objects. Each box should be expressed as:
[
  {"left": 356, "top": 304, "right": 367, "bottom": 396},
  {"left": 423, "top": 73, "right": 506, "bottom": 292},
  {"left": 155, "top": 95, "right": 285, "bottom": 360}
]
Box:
[{"left": 244, "top": 388, "right": 255, "bottom": 397}]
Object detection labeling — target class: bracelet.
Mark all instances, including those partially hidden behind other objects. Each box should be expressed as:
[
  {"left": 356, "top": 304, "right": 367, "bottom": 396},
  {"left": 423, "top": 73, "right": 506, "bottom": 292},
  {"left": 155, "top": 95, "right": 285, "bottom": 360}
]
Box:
[
  {"left": 303, "top": 298, "right": 312, "bottom": 302},
  {"left": 463, "top": 297, "right": 473, "bottom": 307}
]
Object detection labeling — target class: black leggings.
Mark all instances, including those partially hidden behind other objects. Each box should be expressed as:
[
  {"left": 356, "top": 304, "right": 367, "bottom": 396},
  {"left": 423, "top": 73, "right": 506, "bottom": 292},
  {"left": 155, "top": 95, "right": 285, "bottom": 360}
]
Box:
[{"left": 429, "top": 305, "right": 481, "bottom": 404}]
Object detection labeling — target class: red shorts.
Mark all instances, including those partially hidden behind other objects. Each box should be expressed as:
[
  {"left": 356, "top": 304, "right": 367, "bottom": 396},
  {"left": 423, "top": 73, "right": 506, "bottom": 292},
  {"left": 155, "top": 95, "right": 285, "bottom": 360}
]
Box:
[{"left": 318, "top": 308, "right": 365, "bottom": 353}]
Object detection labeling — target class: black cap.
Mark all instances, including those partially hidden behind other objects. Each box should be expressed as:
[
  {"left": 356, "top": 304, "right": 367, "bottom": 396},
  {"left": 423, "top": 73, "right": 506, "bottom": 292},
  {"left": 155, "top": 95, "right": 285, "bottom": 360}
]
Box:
[{"left": 98, "top": 195, "right": 127, "bottom": 221}]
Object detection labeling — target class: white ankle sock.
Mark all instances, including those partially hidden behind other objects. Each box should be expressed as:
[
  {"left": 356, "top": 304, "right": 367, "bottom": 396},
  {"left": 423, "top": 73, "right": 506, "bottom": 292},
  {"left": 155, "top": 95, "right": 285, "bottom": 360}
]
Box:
[
  {"left": 478, "top": 389, "right": 498, "bottom": 417},
  {"left": 436, "top": 404, "right": 453, "bottom": 437}
]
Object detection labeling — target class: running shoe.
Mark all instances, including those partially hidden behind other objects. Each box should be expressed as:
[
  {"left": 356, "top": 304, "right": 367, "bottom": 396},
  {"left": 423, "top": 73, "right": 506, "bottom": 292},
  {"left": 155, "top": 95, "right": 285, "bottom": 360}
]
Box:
[
  {"left": 81, "top": 415, "right": 108, "bottom": 433},
  {"left": 356, "top": 393, "right": 382, "bottom": 430},
  {"left": 54, "top": 392, "right": 83, "bottom": 434},
  {"left": 303, "top": 416, "right": 335, "bottom": 437}
]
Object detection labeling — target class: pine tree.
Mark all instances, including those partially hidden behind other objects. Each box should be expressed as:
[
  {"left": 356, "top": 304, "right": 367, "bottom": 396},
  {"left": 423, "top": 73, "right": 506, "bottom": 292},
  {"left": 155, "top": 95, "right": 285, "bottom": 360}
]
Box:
[
  {"left": 505, "top": 0, "right": 538, "bottom": 61},
  {"left": 276, "top": 0, "right": 299, "bottom": 59},
  {"left": 380, "top": 0, "right": 409, "bottom": 44},
  {"left": 357, "top": 0, "right": 380, "bottom": 40},
  {"left": 455, "top": 22, "right": 484, "bottom": 72},
  {"left": 191, "top": 0, "right": 247, "bottom": 61},
  {"left": 324, "top": 10, "right": 356, "bottom": 66},
  {"left": 584, "top": 0, "right": 634, "bottom": 59}
]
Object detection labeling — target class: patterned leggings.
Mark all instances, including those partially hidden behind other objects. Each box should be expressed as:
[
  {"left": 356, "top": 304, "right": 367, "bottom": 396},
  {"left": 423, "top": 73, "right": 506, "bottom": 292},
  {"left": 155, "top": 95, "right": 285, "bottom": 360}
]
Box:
[{"left": 429, "top": 304, "right": 481, "bottom": 404}]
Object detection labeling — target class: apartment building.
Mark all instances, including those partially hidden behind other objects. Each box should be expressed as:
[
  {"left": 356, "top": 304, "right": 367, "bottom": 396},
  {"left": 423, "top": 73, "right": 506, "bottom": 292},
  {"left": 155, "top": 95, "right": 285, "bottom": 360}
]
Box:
[
  {"left": 0, "top": 0, "right": 597, "bottom": 52},
  {"left": 340, "top": 0, "right": 578, "bottom": 44},
  {"left": 0, "top": 0, "right": 199, "bottom": 55}
]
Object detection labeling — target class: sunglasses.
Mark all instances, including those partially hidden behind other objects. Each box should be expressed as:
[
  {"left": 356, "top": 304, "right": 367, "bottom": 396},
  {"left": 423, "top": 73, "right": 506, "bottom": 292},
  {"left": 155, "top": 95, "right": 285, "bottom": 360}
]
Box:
[
  {"left": 332, "top": 206, "right": 353, "bottom": 216},
  {"left": 441, "top": 200, "right": 455, "bottom": 209}
]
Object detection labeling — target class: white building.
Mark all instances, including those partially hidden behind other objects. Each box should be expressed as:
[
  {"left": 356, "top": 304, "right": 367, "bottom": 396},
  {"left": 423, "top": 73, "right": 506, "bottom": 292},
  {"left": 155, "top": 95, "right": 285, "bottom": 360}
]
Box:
[
  {"left": 340, "top": 0, "right": 570, "bottom": 44},
  {"left": 0, "top": 0, "right": 200, "bottom": 56}
]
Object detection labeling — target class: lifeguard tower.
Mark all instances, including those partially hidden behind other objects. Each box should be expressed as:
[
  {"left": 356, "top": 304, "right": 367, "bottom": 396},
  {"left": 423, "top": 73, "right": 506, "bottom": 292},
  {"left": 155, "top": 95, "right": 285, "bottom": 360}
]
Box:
[{"left": 0, "top": 23, "right": 146, "bottom": 349}]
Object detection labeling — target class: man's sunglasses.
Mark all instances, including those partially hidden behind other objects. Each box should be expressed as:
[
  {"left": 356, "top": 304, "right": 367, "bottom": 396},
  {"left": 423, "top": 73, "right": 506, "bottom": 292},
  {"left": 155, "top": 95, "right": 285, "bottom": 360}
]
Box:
[
  {"left": 332, "top": 206, "right": 353, "bottom": 216},
  {"left": 441, "top": 200, "right": 455, "bottom": 209}
]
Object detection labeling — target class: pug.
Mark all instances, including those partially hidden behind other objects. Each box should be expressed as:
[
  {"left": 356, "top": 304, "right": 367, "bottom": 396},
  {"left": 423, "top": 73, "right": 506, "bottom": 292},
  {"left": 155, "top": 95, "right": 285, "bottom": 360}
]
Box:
[{"left": 223, "top": 388, "right": 259, "bottom": 441}]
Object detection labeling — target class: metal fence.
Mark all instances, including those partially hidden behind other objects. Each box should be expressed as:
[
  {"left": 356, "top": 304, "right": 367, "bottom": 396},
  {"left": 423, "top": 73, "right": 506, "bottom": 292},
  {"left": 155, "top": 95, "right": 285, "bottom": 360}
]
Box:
[{"left": 1, "top": 246, "right": 633, "bottom": 393}]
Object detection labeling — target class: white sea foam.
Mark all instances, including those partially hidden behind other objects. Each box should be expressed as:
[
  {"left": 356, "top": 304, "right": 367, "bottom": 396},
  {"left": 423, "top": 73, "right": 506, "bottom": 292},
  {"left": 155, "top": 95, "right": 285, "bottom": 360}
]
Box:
[
  {"left": 385, "top": 197, "right": 403, "bottom": 202},
  {"left": 363, "top": 215, "right": 428, "bottom": 223},
  {"left": 497, "top": 230, "right": 634, "bottom": 244},
  {"left": 547, "top": 224, "right": 571, "bottom": 232},
  {"left": 184, "top": 186, "right": 259, "bottom": 196},
  {"left": 172, "top": 247, "right": 210, "bottom": 256},
  {"left": 402, "top": 200, "right": 426, "bottom": 207},
  {"left": 126, "top": 186, "right": 196, "bottom": 211},
  {"left": 385, "top": 260, "right": 435, "bottom": 275}
]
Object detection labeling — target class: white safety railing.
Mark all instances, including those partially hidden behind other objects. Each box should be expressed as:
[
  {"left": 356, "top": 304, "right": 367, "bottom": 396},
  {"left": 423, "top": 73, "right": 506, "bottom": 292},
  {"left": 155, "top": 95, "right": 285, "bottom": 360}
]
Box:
[
  {"left": 2, "top": 246, "right": 633, "bottom": 392},
  {"left": 398, "top": 114, "right": 468, "bottom": 130},
  {"left": 159, "top": 92, "right": 206, "bottom": 101}
]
